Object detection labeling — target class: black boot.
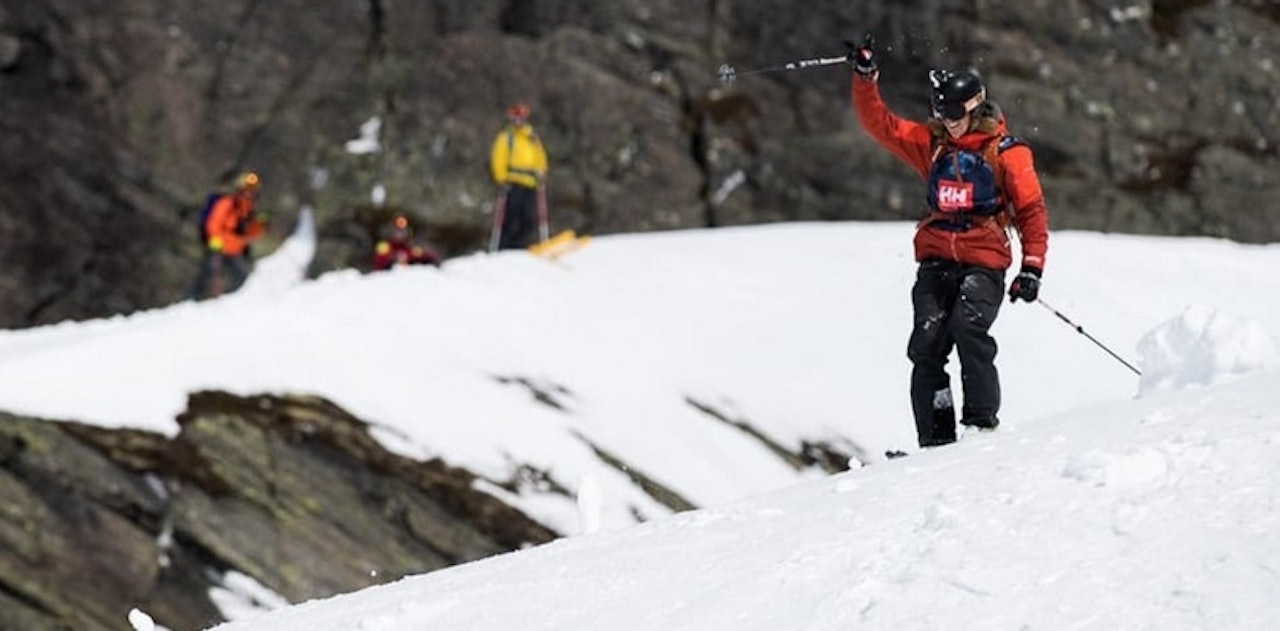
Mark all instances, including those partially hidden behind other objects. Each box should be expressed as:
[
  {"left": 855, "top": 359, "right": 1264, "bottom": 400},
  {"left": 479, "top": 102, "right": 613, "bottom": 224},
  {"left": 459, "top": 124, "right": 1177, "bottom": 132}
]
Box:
[
  {"left": 918, "top": 392, "right": 957, "bottom": 447},
  {"left": 960, "top": 416, "right": 1000, "bottom": 431}
]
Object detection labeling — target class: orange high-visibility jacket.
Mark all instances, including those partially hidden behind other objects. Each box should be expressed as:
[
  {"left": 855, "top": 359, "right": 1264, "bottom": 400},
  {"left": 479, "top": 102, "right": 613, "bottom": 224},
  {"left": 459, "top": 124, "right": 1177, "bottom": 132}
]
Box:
[{"left": 204, "top": 192, "right": 263, "bottom": 256}]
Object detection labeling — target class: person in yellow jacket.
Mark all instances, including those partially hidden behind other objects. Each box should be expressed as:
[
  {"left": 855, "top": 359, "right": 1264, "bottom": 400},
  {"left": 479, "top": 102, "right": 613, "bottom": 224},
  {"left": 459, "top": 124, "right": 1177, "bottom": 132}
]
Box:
[{"left": 488, "top": 102, "right": 548, "bottom": 250}]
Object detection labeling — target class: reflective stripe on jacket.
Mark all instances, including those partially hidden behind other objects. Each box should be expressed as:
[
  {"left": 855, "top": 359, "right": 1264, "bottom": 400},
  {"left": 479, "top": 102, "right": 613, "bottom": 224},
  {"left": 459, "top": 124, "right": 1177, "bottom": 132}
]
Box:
[{"left": 490, "top": 124, "right": 548, "bottom": 189}]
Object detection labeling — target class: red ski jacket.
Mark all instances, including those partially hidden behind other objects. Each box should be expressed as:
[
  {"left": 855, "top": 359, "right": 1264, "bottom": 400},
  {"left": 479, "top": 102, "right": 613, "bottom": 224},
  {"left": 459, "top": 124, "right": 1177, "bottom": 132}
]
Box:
[
  {"left": 373, "top": 237, "right": 440, "bottom": 270},
  {"left": 852, "top": 77, "right": 1048, "bottom": 272}
]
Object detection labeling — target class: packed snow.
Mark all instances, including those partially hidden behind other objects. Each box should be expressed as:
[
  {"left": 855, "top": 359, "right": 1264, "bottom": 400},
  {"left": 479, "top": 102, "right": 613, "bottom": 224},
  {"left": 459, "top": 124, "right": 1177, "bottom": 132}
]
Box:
[{"left": 0, "top": 219, "right": 1276, "bottom": 629}]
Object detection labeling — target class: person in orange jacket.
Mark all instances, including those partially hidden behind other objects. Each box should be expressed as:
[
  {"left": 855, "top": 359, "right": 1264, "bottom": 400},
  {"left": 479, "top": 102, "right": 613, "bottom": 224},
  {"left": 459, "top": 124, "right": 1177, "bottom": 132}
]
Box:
[
  {"left": 849, "top": 37, "right": 1049, "bottom": 449},
  {"left": 372, "top": 214, "right": 440, "bottom": 270},
  {"left": 187, "top": 172, "right": 268, "bottom": 300}
]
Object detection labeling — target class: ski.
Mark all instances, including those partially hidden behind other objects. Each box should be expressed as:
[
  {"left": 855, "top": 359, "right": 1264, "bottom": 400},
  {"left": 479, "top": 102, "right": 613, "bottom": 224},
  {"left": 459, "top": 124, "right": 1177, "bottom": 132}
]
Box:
[
  {"left": 883, "top": 425, "right": 998, "bottom": 460},
  {"left": 529, "top": 229, "right": 590, "bottom": 260}
]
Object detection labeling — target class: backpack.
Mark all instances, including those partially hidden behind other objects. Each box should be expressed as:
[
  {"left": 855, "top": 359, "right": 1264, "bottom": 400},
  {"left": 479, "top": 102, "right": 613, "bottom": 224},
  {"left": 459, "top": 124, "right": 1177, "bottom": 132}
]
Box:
[
  {"left": 920, "top": 134, "right": 1023, "bottom": 231},
  {"left": 196, "top": 192, "right": 223, "bottom": 243}
]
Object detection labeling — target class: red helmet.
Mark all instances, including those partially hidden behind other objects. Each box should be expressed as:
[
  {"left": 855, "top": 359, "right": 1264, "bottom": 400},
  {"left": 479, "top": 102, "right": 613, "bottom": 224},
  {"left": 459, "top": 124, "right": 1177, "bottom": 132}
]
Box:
[
  {"left": 390, "top": 214, "right": 412, "bottom": 239},
  {"left": 506, "top": 102, "right": 531, "bottom": 121}
]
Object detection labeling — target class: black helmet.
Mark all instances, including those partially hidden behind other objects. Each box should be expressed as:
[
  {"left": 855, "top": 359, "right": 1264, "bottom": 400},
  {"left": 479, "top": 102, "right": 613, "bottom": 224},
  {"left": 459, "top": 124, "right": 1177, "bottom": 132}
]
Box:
[{"left": 929, "top": 69, "right": 986, "bottom": 120}]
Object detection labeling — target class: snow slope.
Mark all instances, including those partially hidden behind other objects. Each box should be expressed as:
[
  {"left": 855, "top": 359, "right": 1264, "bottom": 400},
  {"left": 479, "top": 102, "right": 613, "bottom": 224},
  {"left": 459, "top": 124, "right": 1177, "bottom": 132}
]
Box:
[
  {"left": 0, "top": 219, "right": 1275, "bottom": 628},
  {"left": 211, "top": 366, "right": 1280, "bottom": 630}
]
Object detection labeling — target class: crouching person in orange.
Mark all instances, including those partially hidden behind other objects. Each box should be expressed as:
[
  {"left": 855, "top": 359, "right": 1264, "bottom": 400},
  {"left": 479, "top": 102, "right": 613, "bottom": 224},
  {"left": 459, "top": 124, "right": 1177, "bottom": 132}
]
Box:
[
  {"left": 187, "top": 172, "right": 268, "bottom": 300},
  {"left": 373, "top": 214, "right": 440, "bottom": 271}
]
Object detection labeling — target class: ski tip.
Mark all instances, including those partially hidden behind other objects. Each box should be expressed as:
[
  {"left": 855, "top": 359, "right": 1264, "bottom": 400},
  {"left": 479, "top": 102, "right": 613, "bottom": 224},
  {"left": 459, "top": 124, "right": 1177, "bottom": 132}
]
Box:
[{"left": 529, "top": 230, "right": 589, "bottom": 259}]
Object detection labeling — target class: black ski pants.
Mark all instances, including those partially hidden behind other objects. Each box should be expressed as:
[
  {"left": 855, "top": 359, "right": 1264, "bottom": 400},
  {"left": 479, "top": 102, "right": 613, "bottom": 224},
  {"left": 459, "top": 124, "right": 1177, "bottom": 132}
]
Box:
[
  {"left": 499, "top": 184, "right": 538, "bottom": 250},
  {"left": 907, "top": 259, "right": 1005, "bottom": 447},
  {"left": 187, "top": 251, "right": 252, "bottom": 301}
]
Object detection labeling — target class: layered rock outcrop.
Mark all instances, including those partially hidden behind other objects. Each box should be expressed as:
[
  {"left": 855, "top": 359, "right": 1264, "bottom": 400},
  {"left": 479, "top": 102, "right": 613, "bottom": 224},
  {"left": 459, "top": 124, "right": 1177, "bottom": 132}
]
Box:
[{"left": 0, "top": 392, "right": 555, "bottom": 630}]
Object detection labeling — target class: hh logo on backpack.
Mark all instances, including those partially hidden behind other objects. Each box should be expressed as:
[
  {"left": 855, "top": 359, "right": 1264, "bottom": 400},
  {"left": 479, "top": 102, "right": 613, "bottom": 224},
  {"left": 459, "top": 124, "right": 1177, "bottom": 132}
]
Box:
[{"left": 935, "top": 180, "right": 974, "bottom": 212}]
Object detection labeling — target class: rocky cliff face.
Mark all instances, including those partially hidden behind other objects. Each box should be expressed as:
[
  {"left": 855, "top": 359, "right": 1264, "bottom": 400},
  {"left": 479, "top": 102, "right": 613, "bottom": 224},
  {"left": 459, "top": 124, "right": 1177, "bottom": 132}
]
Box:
[
  {"left": 0, "top": 388, "right": 855, "bottom": 629},
  {"left": 0, "top": 392, "right": 557, "bottom": 630},
  {"left": 0, "top": 1, "right": 1277, "bottom": 328}
]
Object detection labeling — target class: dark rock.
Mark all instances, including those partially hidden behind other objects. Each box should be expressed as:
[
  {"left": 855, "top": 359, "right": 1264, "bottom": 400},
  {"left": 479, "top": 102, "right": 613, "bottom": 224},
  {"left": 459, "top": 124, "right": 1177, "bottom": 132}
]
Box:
[
  {"left": 0, "top": 2, "right": 1276, "bottom": 328},
  {"left": 0, "top": 392, "right": 557, "bottom": 630}
]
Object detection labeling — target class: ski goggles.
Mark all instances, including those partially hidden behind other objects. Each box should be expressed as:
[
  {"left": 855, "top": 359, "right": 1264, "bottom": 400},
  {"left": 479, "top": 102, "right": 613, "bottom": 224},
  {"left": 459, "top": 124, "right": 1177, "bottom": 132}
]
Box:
[{"left": 932, "top": 90, "right": 986, "bottom": 121}]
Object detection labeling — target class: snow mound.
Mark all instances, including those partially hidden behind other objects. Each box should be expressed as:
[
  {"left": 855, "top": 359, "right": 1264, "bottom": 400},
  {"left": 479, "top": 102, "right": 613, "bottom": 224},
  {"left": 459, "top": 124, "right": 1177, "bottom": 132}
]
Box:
[
  {"left": 237, "top": 206, "right": 316, "bottom": 297},
  {"left": 1137, "top": 305, "right": 1278, "bottom": 394}
]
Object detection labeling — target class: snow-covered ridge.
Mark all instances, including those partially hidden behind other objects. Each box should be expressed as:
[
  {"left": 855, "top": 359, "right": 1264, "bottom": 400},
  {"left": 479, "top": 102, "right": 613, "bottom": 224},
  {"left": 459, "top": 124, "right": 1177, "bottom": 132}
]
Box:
[
  {"left": 0, "top": 221, "right": 1275, "bottom": 628},
  {"left": 208, "top": 363, "right": 1280, "bottom": 630}
]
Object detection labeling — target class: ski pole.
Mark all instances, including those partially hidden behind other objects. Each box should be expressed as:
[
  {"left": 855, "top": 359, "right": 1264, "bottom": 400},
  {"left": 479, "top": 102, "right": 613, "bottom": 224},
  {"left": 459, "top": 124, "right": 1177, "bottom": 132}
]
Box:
[
  {"left": 488, "top": 186, "right": 508, "bottom": 253},
  {"left": 717, "top": 55, "right": 848, "bottom": 85},
  {"left": 1036, "top": 298, "right": 1142, "bottom": 376},
  {"left": 536, "top": 183, "right": 550, "bottom": 243},
  {"left": 718, "top": 34, "right": 871, "bottom": 85}
]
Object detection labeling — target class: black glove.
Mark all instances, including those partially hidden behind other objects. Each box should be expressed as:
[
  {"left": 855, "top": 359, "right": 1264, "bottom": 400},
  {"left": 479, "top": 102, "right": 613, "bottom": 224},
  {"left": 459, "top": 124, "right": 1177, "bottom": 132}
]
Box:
[
  {"left": 846, "top": 33, "right": 877, "bottom": 78},
  {"left": 1008, "top": 266, "right": 1041, "bottom": 303}
]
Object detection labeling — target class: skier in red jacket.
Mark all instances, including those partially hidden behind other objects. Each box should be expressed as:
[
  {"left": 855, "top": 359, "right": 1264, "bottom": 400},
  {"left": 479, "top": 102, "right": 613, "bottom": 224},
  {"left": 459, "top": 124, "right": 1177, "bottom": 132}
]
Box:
[
  {"left": 849, "top": 37, "right": 1050, "bottom": 448},
  {"left": 372, "top": 215, "right": 440, "bottom": 271}
]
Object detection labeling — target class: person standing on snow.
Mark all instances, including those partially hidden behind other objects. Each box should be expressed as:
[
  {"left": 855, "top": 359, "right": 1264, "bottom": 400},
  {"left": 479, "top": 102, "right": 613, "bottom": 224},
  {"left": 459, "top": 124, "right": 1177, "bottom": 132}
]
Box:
[
  {"left": 187, "top": 171, "right": 269, "bottom": 300},
  {"left": 848, "top": 36, "right": 1049, "bottom": 448},
  {"left": 488, "top": 102, "right": 548, "bottom": 251}
]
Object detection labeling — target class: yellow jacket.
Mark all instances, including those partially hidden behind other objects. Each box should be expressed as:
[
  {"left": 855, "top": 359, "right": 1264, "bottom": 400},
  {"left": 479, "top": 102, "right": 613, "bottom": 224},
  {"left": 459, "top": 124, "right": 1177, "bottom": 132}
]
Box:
[{"left": 490, "top": 123, "right": 547, "bottom": 189}]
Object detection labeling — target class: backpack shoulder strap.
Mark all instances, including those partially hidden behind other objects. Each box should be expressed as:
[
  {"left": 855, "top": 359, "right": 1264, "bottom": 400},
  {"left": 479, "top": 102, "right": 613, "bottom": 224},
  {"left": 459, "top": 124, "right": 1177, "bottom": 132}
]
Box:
[
  {"left": 505, "top": 128, "right": 516, "bottom": 174},
  {"left": 985, "top": 135, "right": 1027, "bottom": 226},
  {"left": 986, "top": 135, "right": 1026, "bottom": 173}
]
